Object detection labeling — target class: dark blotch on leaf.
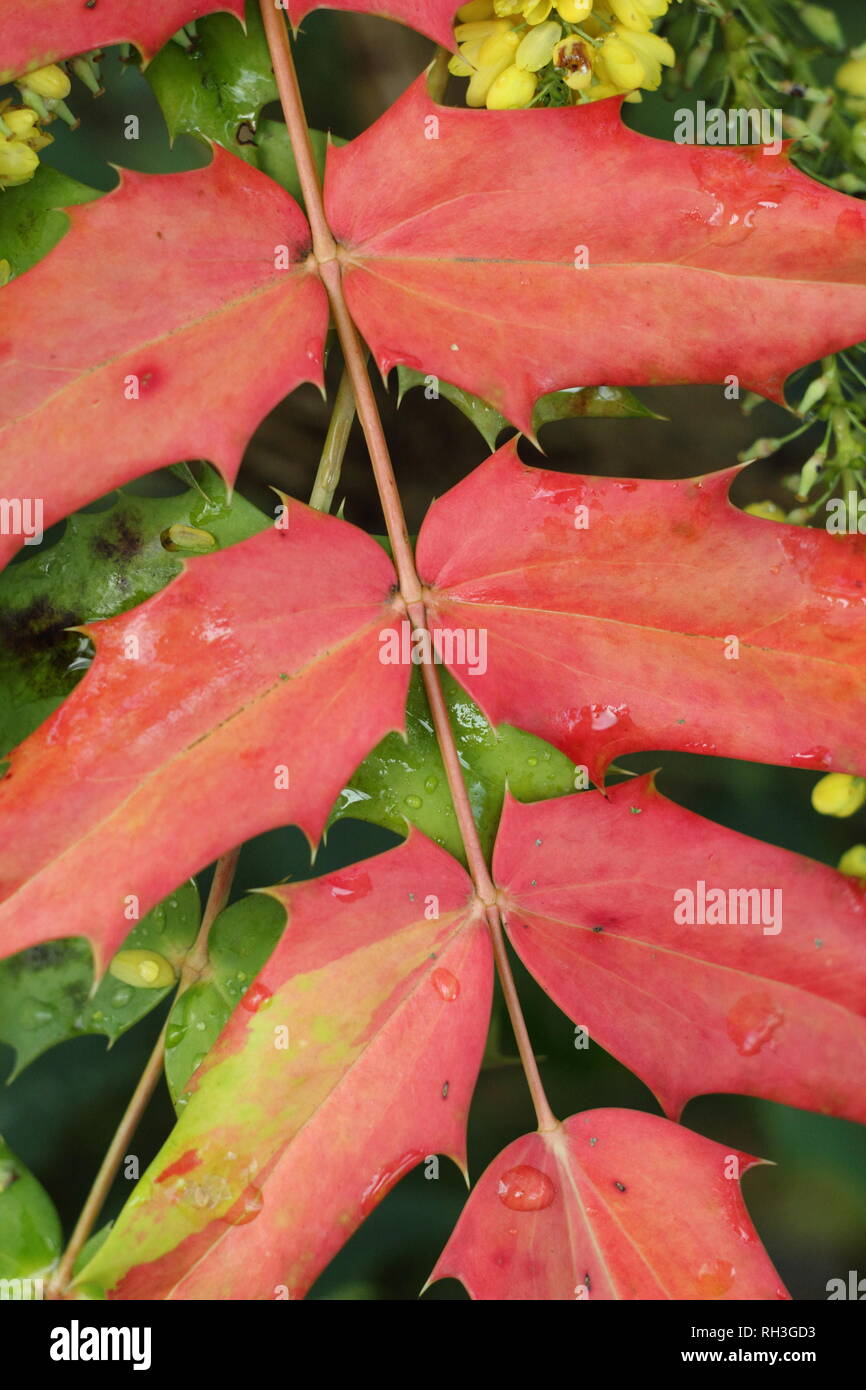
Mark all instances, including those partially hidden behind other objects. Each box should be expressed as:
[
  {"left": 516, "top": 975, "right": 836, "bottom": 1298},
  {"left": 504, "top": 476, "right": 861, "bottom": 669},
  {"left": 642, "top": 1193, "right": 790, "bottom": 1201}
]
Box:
[{"left": 91, "top": 515, "right": 142, "bottom": 563}]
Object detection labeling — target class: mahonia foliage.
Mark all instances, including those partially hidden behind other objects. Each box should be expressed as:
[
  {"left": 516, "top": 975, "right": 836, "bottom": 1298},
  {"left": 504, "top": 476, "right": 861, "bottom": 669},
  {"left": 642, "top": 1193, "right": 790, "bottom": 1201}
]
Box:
[{"left": 1, "top": 0, "right": 866, "bottom": 1301}]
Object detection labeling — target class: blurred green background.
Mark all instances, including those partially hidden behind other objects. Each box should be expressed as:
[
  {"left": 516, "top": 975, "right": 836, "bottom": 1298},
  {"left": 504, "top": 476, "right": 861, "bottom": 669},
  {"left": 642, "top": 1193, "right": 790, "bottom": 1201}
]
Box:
[{"left": 1, "top": 1, "right": 865, "bottom": 1301}]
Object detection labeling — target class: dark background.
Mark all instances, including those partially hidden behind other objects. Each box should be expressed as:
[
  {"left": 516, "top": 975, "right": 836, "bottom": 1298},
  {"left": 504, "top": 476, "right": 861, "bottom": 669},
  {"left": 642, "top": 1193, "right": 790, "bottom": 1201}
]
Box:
[{"left": 1, "top": 1, "right": 865, "bottom": 1301}]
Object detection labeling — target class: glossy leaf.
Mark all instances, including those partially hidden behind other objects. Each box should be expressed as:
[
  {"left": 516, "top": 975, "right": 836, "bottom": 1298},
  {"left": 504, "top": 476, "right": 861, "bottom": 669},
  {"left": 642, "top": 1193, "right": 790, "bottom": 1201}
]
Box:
[
  {"left": 496, "top": 778, "right": 866, "bottom": 1123},
  {"left": 326, "top": 78, "right": 866, "bottom": 433},
  {"left": 145, "top": 4, "right": 276, "bottom": 168},
  {"left": 76, "top": 833, "right": 490, "bottom": 1299},
  {"left": 331, "top": 666, "right": 579, "bottom": 861},
  {"left": 430, "top": 1109, "right": 788, "bottom": 1300},
  {"left": 416, "top": 441, "right": 866, "bottom": 783},
  {"left": 0, "top": 505, "right": 408, "bottom": 973},
  {"left": 0, "top": 2, "right": 246, "bottom": 80},
  {"left": 0, "top": 469, "right": 269, "bottom": 758},
  {"left": 0, "top": 165, "right": 99, "bottom": 280},
  {"left": 0, "top": 1135, "right": 62, "bottom": 1285},
  {"left": 397, "top": 370, "right": 659, "bottom": 451},
  {"left": 164, "top": 893, "right": 285, "bottom": 1106},
  {"left": 286, "top": 0, "right": 458, "bottom": 48},
  {"left": 0, "top": 147, "right": 326, "bottom": 569},
  {"left": 0, "top": 883, "right": 199, "bottom": 1080}
]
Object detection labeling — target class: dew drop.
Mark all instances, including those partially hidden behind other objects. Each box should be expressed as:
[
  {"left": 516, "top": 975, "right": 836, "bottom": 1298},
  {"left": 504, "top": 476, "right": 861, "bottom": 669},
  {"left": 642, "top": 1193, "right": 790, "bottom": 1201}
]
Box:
[
  {"left": 497, "top": 1164, "right": 556, "bottom": 1212},
  {"left": 727, "top": 994, "right": 784, "bottom": 1056},
  {"left": 166, "top": 1023, "right": 187, "bottom": 1049},
  {"left": 404, "top": 794, "right": 423, "bottom": 810},
  {"left": 111, "top": 987, "right": 133, "bottom": 1008},
  {"left": 697, "top": 1258, "right": 735, "bottom": 1297},
  {"left": 19, "top": 997, "right": 57, "bottom": 1029},
  {"left": 195, "top": 1020, "right": 206, "bottom": 1032},
  {"left": 527, "top": 756, "right": 538, "bottom": 767},
  {"left": 424, "top": 776, "right": 438, "bottom": 793},
  {"left": 328, "top": 869, "right": 373, "bottom": 902},
  {"left": 241, "top": 981, "right": 272, "bottom": 1013},
  {"left": 431, "top": 967, "right": 460, "bottom": 1002},
  {"left": 226, "top": 1184, "right": 264, "bottom": 1226}
]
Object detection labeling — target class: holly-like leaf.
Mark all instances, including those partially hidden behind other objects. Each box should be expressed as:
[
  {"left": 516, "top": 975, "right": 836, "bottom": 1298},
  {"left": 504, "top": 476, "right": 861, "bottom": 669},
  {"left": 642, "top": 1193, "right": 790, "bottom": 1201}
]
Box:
[
  {"left": 0, "top": 504, "right": 408, "bottom": 973},
  {"left": 396, "top": 370, "right": 659, "bottom": 450},
  {"left": 325, "top": 78, "right": 866, "bottom": 433},
  {"left": 331, "top": 667, "right": 579, "bottom": 861},
  {"left": 0, "top": 165, "right": 99, "bottom": 280},
  {"left": 0, "top": 883, "right": 199, "bottom": 1081},
  {"left": 0, "top": 1135, "right": 62, "bottom": 1286},
  {"left": 0, "top": 469, "right": 269, "bottom": 759},
  {"left": 76, "top": 833, "right": 490, "bottom": 1299},
  {"left": 164, "top": 893, "right": 285, "bottom": 1106},
  {"left": 430, "top": 1109, "right": 788, "bottom": 1300},
  {"left": 145, "top": 3, "right": 275, "bottom": 168},
  {"left": 415, "top": 441, "right": 866, "bottom": 783},
  {"left": 286, "top": 0, "right": 458, "bottom": 49},
  {"left": 0, "top": 2, "right": 246, "bottom": 80},
  {"left": 496, "top": 778, "right": 866, "bottom": 1123},
  {"left": 0, "top": 147, "right": 326, "bottom": 570}
]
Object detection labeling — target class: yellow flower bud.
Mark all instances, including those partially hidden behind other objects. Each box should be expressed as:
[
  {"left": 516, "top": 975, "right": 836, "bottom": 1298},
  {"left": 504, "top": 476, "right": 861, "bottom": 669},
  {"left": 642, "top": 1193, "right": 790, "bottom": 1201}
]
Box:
[
  {"left": 587, "top": 81, "right": 622, "bottom": 100},
  {"left": 0, "top": 134, "right": 39, "bottom": 186},
  {"left": 454, "top": 18, "right": 512, "bottom": 43},
  {"left": 600, "top": 33, "right": 645, "bottom": 89},
  {"left": 486, "top": 64, "right": 537, "bottom": 108},
  {"left": 811, "top": 773, "right": 866, "bottom": 818},
  {"left": 478, "top": 29, "right": 521, "bottom": 66},
  {"left": 457, "top": 0, "right": 496, "bottom": 19},
  {"left": 516, "top": 20, "right": 562, "bottom": 71},
  {"left": 837, "top": 56, "right": 866, "bottom": 99},
  {"left": 4, "top": 107, "right": 38, "bottom": 137},
  {"left": 448, "top": 53, "right": 475, "bottom": 76},
  {"left": 522, "top": 0, "right": 552, "bottom": 23},
  {"left": 744, "top": 500, "right": 786, "bottom": 521},
  {"left": 553, "top": 36, "right": 596, "bottom": 90},
  {"left": 19, "top": 63, "right": 71, "bottom": 100},
  {"left": 838, "top": 844, "right": 866, "bottom": 878},
  {"left": 493, "top": 0, "right": 524, "bottom": 14},
  {"left": 555, "top": 0, "right": 593, "bottom": 21},
  {"left": 609, "top": 0, "right": 653, "bottom": 33},
  {"left": 609, "top": 26, "right": 675, "bottom": 90},
  {"left": 109, "top": 949, "right": 176, "bottom": 990}
]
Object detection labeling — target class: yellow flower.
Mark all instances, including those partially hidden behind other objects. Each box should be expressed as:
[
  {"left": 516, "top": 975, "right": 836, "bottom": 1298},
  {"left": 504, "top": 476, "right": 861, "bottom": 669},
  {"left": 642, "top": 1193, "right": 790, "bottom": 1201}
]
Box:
[
  {"left": 604, "top": 26, "right": 675, "bottom": 90},
  {"left": 555, "top": 0, "right": 593, "bottom": 21},
  {"left": 837, "top": 54, "right": 866, "bottom": 99},
  {"left": 610, "top": 0, "right": 669, "bottom": 29},
  {"left": 18, "top": 63, "right": 71, "bottom": 100},
  {"left": 493, "top": 0, "right": 525, "bottom": 14},
  {"left": 0, "top": 103, "right": 52, "bottom": 151},
  {"left": 552, "top": 36, "right": 596, "bottom": 91},
  {"left": 516, "top": 21, "right": 562, "bottom": 71},
  {"left": 838, "top": 844, "right": 866, "bottom": 878},
  {"left": 812, "top": 773, "right": 866, "bottom": 818},
  {"left": 457, "top": 0, "right": 496, "bottom": 19},
  {"left": 486, "top": 64, "right": 537, "bottom": 108},
  {"left": 0, "top": 134, "right": 39, "bottom": 187},
  {"left": 522, "top": 0, "right": 553, "bottom": 23},
  {"left": 466, "top": 30, "right": 521, "bottom": 105},
  {"left": 448, "top": 53, "right": 475, "bottom": 76}
]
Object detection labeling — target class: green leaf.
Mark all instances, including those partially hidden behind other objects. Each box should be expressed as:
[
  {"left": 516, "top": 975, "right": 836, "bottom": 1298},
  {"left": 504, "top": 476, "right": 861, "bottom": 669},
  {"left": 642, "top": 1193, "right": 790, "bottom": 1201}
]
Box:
[
  {"left": 165, "top": 894, "right": 286, "bottom": 1109},
  {"left": 256, "top": 121, "right": 342, "bottom": 205},
  {"left": 0, "top": 469, "right": 269, "bottom": 758},
  {"left": 0, "top": 883, "right": 200, "bottom": 1080},
  {"left": 0, "top": 1135, "right": 62, "bottom": 1285},
  {"left": 0, "top": 165, "right": 100, "bottom": 279},
  {"left": 330, "top": 668, "right": 579, "bottom": 862},
  {"left": 396, "top": 369, "right": 661, "bottom": 449},
  {"left": 145, "top": 2, "right": 276, "bottom": 167}
]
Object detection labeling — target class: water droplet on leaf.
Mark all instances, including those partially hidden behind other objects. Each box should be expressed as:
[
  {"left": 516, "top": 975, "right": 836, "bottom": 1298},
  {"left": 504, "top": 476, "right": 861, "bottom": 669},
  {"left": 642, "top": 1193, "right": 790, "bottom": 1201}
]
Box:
[{"left": 497, "top": 1164, "right": 556, "bottom": 1212}]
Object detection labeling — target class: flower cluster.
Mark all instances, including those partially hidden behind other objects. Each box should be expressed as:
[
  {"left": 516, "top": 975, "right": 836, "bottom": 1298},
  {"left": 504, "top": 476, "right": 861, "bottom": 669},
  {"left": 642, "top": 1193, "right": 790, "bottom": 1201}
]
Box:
[
  {"left": 0, "top": 64, "right": 71, "bottom": 191},
  {"left": 449, "top": 0, "right": 676, "bottom": 111}
]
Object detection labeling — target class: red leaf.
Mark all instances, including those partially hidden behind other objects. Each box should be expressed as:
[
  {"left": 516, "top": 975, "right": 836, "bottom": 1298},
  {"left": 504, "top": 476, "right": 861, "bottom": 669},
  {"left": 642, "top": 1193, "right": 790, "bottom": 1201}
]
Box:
[
  {"left": 286, "top": 0, "right": 458, "bottom": 48},
  {"left": 0, "top": 506, "right": 407, "bottom": 973},
  {"left": 325, "top": 78, "right": 866, "bottom": 433},
  {"left": 0, "top": 148, "right": 325, "bottom": 569},
  {"left": 431, "top": 1109, "right": 788, "bottom": 1300},
  {"left": 76, "top": 833, "right": 490, "bottom": 1299},
  {"left": 495, "top": 779, "right": 866, "bottom": 1123},
  {"left": 415, "top": 441, "right": 866, "bottom": 783},
  {"left": 0, "top": 2, "right": 246, "bottom": 79}
]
